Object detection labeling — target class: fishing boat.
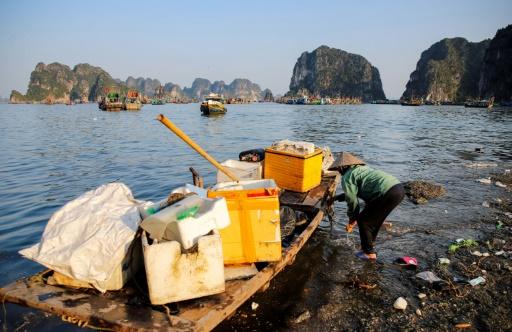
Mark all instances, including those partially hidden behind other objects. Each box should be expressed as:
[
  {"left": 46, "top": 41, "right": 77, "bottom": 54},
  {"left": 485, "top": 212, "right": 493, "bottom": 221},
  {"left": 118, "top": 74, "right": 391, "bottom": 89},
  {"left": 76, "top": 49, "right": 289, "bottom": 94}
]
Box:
[
  {"left": 123, "top": 90, "right": 142, "bottom": 111},
  {"left": 98, "top": 88, "right": 123, "bottom": 111},
  {"left": 200, "top": 93, "right": 227, "bottom": 115},
  {"left": 464, "top": 97, "right": 494, "bottom": 109},
  {"left": 400, "top": 98, "right": 423, "bottom": 106},
  {"left": 151, "top": 98, "right": 165, "bottom": 105}
]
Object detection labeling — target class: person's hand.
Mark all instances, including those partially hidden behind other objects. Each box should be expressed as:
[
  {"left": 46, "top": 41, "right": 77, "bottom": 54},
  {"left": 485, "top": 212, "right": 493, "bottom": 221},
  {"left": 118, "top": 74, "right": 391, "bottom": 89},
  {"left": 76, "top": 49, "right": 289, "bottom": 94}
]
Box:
[{"left": 346, "top": 220, "right": 357, "bottom": 233}]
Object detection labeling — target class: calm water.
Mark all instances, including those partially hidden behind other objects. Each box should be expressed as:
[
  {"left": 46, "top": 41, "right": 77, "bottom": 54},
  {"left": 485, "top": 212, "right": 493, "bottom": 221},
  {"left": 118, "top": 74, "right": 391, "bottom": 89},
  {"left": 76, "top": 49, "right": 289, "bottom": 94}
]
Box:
[{"left": 0, "top": 102, "right": 511, "bottom": 330}]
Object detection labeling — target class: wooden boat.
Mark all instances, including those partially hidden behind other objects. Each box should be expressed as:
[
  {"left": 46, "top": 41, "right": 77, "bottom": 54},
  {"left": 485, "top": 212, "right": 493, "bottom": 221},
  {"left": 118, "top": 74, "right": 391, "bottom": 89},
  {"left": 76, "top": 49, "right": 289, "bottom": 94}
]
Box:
[
  {"left": 464, "top": 97, "right": 494, "bottom": 109},
  {"left": 99, "top": 88, "right": 123, "bottom": 111},
  {"left": 400, "top": 98, "right": 423, "bottom": 106},
  {"left": 0, "top": 170, "right": 340, "bottom": 331},
  {"left": 123, "top": 90, "right": 142, "bottom": 111},
  {"left": 200, "top": 93, "right": 227, "bottom": 115}
]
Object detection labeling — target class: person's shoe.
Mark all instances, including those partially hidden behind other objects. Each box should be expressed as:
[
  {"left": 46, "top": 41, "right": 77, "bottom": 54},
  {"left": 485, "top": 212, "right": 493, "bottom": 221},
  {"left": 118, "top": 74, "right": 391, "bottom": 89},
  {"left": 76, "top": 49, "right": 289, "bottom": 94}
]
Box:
[{"left": 355, "top": 250, "right": 377, "bottom": 261}]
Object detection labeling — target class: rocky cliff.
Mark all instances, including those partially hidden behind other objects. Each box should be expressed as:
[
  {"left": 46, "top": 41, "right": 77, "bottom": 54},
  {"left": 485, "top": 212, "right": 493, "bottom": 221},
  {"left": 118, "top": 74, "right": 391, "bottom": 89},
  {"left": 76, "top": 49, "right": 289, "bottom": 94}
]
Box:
[
  {"left": 183, "top": 78, "right": 265, "bottom": 101},
  {"left": 10, "top": 62, "right": 123, "bottom": 103},
  {"left": 402, "top": 38, "right": 490, "bottom": 102},
  {"left": 288, "top": 45, "right": 385, "bottom": 101},
  {"left": 479, "top": 25, "right": 512, "bottom": 103}
]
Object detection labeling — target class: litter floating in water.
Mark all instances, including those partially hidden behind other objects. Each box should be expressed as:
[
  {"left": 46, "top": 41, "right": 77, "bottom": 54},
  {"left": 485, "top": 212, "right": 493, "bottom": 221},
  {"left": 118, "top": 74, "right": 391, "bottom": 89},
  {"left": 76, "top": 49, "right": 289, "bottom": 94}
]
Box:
[
  {"left": 477, "top": 178, "right": 492, "bottom": 185},
  {"left": 469, "top": 276, "right": 485, "bottom": 286},
  {"left": 393, "top": 297, "right": 407, "bottom": 310},
  {"left": 495, "top": 181, "right": 507, "bottom": 188},
  {"left": 251, "top": 302, "right": 259, "bottom": 310},
  {"left": 465, "top": 162, "right": 497, "bottom": 169},
  {"left": 439, "top": 258, "right": 450, "bottom": 265}
]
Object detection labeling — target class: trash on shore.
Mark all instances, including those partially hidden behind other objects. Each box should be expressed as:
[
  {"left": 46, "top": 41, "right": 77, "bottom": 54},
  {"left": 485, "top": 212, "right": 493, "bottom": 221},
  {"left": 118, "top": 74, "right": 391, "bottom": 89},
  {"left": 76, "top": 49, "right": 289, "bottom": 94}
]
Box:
[
  {"left": 417, "top": 293, "right": 427, "bottom": 299},
  {"left": 251, "top": 302, "right": 259, "bottom": 311},
  {"left": 468, "top": 276, "right": 486, "bottom": 286},
  {"left": 404, "top": 181, "right": 446, "bottom": 204},
  {"left": 455, "top": 322, "right": 473, "bottom": 329},
  {"left": 415, "top": 271, "right": 442, "bottom": 283},
  {"left": 448, "top": 239, "right": 478, "bottom": 253},
  {"left": 292, "top": 310, "right": 311, "bottom": 324},
  {"left": 439, "top": 257, "right": 450, "bottom": 265},
  {"left": 477, "top": 178, "right": 492, "bottom": 185},
  {"left": 495, "top": 181, "right": 507, "bottom": 188},
  {"left": 393, "top": 256, "right": 418, "bottom": 269},
  {"left": 393, "top": 297, "right": 408, "bottom": 310}
]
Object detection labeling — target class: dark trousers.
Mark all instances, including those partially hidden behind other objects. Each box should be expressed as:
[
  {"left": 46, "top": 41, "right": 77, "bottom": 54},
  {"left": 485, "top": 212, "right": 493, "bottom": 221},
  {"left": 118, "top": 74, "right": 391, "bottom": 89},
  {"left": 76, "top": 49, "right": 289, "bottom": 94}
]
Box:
[{"left": 357, "top": 184, "right": 405, "bottom": 254}]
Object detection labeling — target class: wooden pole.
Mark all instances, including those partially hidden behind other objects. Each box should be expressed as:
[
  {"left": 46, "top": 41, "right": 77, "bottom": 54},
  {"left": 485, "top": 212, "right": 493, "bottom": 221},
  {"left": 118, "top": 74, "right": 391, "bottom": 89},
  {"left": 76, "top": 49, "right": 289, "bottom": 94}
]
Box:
[{"left": 157, "top": 114, "right": 240, "bottom": 182}]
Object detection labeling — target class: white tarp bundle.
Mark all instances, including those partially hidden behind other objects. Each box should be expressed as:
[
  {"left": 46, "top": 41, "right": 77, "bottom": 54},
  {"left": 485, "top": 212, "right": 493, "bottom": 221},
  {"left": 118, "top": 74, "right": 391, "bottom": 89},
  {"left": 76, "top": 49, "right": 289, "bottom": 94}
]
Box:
[
  {"left": 271, "top": 139, "right": 315, "bottom": 155},
  {"left": 19, "top": 182, "right": 143, "bottom": 292}
]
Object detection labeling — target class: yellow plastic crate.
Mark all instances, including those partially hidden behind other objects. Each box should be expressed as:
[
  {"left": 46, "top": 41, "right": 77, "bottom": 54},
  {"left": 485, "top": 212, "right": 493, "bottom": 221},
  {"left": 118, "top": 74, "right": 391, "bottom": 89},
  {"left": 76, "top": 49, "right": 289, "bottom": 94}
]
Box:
[
  {"left": 207, "top": 180, "right": 281, "bottom": 264},
  {"left": 263, "top": 147, "right": 323, "bottom": 192}
]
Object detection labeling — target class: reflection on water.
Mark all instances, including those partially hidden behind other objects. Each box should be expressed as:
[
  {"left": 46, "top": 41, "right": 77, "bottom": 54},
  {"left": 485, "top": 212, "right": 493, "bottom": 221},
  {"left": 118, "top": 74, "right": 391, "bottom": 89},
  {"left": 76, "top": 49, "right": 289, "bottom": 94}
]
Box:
[{"left": 0, "top": 102, "right": 510, "bottom": 329}]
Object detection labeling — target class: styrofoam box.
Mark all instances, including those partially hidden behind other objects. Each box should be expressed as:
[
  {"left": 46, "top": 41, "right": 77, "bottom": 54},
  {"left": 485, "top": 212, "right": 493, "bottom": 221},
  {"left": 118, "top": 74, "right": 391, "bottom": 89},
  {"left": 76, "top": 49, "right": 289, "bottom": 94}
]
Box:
[
  {"left": 217, "top": 159, "right": 262, "bottom": 183},
  {"left": 142, "top": 230, "right": 225, "bottom": 304},
  {"left": 140, "top": 195, "right": 230, "bottom": 250}
]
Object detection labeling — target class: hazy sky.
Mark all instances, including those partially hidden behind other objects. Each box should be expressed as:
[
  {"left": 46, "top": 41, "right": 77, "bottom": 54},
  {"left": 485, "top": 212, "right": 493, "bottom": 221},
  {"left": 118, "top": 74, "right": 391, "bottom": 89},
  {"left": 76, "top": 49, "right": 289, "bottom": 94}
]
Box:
[{"left": 0, "top": 0, "right": 510, "bottom": 99}]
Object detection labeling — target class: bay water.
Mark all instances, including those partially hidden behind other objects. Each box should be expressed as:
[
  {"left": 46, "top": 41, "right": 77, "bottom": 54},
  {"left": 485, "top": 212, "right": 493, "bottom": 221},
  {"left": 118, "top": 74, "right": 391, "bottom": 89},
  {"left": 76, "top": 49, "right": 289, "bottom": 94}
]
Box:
[{"left": 0, "top": 102, "right": 510, "bottom": 330}]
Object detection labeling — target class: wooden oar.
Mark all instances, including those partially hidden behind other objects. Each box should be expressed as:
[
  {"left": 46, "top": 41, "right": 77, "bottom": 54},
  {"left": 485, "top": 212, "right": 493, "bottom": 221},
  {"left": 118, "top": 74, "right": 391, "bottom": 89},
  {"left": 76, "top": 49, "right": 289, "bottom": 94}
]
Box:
[{"left": 157, "top": 114, "right": 240, "bottom": 182}]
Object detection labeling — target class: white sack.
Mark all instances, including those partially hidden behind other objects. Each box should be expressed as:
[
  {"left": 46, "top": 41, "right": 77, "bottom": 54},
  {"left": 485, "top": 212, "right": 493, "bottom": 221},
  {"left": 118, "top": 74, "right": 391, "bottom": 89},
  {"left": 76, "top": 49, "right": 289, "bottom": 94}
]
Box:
[{"left": 19, "top": 182, "right": 143, "bottom": 292}]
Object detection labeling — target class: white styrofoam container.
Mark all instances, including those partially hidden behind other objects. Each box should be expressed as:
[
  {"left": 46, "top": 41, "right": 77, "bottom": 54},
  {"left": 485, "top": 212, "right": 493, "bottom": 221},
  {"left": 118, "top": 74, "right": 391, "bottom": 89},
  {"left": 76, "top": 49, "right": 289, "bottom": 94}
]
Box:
[
  {"left": 140, "top": 195, "right": 230, "bottom": 249},
  {"left": 216, "top": 160, "right": 262, "bottom": 183},
  {"left": 142, "top": 230, "right": 225, "bottom": 304}
]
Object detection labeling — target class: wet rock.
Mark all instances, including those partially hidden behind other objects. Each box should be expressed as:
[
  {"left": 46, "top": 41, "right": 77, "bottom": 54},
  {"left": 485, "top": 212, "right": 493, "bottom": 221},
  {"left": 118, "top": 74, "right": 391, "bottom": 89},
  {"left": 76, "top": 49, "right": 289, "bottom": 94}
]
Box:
[
  {"left": 393, "top": 297, "right": 408, "bottom": 310},
  {"left": 404, "top": 181, "right": 446, "bottom": 204}
]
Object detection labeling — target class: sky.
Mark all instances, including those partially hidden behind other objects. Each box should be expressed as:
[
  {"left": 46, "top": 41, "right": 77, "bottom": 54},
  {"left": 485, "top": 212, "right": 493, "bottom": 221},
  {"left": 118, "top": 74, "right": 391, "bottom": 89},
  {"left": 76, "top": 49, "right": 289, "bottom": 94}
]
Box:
[{"left": 0, "top": 0, "right": 510, "bottom": 99}]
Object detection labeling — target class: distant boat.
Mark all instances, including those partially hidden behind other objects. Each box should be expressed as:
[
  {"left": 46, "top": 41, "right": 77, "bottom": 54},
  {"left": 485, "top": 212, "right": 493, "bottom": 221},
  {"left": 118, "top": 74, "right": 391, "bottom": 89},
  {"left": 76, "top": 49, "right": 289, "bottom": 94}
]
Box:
[
  {"left": 464, "top": 97, "right": 494, "bottom": 109},
  {"left": 123, "top": 90, "right": 142, "bottom": 111},
  {"left": 400, "top": 98, "right": 423, "bottom": 106},
  {"left": 99, "top": 88, "right": 123, "bottom": 111},
  {"left": 151, "top": 99, "right": 165, "bottom": 105},
  {"left": 200, "top": 93, "right": 227, "bottom": 115}
]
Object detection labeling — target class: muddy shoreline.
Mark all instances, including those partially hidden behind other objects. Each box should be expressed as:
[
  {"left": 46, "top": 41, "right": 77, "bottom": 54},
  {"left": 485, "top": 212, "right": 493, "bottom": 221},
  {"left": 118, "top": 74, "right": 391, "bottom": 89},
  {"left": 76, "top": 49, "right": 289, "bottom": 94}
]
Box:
[{"left": 217, "top": 177, "right": 512, "bottom": 331}]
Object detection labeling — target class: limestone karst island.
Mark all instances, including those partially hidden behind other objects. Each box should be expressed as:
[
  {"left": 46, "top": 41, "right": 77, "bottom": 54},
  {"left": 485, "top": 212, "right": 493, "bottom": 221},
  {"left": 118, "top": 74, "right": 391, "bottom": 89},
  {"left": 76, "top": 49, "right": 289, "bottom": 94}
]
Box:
[{"left": 0, "top": 1, "right": 511, "bottom": 332}]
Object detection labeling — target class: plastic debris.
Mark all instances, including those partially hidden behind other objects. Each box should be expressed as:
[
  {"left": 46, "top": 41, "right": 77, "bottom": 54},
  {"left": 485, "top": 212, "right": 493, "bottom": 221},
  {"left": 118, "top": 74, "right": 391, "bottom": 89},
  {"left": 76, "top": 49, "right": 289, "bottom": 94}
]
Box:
[
  {"left": 482, "top": 252, "right": 490, "bottom": 257},
  {"left": 471, "top": 251, "right": 483, "bottom": 257},
  {"left": 495, "top": 250, "right": 505, "bottom": 256},
  {"left": 292, "top": 310, "right": 311, "bottom": 324},
  {"left": 465, "top": 162, "right": 497, "bottom": 169},
  {"left": 439, "top": 258, "right": 450, "bottom": 265},
  {"left": 455, "top": 322, "right": 472, "bottom": 329},
  {"left": 393, "top": 297, "right": 407, "bottom": 310},
  {"left": 482, "top": 201, "right": 490, "bottom": 208},
  {"left": 415, "top": 271, "right": 442, "bottom": 283},
  {"left": 251, "top": 302, "right": 259, "bottom": 310},
  {"left": 477, "top": 178, "right": 492, "bottom": 184},
  {"left": 469, "top": 276, "right": 486, "bottom": 286},
  {"left": 416, "top": 309, "right": 422, "bottom": 316},
  {"left": 394, "top": 256, "right": 418, "bottom": 269},
  {"left": 417, "top": 293, "right": 427, "bottom": 299},
  {"left": 495, "top": 181, "right": 507, "bottom": 188},
  {"left": 448, "top": 239, "right": 478, "bottom": 253},
  {"left": 496, "top": 221, "right": 504, "bottom": 230}
]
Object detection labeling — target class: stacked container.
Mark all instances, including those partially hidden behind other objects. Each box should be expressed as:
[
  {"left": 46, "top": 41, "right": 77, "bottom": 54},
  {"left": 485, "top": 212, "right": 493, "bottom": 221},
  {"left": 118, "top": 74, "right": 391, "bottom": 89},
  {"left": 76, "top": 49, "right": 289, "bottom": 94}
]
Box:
[{"left": 208, "top": 179, "right": 281, "bottom": 264}]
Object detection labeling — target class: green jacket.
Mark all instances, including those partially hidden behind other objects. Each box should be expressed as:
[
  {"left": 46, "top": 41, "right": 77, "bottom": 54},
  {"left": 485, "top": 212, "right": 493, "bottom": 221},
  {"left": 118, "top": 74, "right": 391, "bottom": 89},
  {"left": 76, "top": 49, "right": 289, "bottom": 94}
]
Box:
[{"left": 342, "top": 165, "right": 400, "bottom": 220}]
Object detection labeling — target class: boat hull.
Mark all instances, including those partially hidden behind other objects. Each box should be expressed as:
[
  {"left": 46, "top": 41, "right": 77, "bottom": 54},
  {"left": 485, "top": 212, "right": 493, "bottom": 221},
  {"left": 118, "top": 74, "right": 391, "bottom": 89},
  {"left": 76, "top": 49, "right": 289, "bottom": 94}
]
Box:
[
  {"left": 201, "top": 103, "right": 227, "bottom": 115},
  {"left": 123, "top": 102, "right": 142, "bottom": 111},
  {"left": 99, "top": 102, "right": 123, "bottom": 112}
]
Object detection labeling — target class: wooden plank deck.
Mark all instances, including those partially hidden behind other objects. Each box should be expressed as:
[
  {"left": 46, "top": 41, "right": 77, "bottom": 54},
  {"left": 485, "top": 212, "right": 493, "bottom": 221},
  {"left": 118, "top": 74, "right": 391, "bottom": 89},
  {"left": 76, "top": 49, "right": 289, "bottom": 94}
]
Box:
[{"left": 0, "top": 174, "right": 340, "bottom": 331}]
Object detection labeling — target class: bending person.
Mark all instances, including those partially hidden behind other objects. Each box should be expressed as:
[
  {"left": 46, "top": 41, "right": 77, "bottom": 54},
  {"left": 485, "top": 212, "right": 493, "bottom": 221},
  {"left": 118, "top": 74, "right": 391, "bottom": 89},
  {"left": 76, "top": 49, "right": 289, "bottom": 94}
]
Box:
[{"left": 333, "top": 152, "right": 405, "bottom": 260}]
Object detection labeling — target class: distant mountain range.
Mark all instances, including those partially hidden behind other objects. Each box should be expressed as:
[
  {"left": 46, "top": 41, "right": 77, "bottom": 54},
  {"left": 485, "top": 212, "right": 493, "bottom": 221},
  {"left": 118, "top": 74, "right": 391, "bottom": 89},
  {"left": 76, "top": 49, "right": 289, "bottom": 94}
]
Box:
[
  {"left": 9, "top": 24, "right": 512, "bottom": 104},
  {"left": 10, "top": 66, "right": 272, "bottom": 103}
]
